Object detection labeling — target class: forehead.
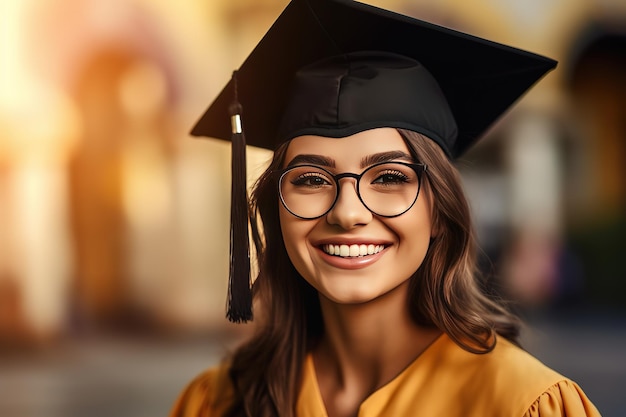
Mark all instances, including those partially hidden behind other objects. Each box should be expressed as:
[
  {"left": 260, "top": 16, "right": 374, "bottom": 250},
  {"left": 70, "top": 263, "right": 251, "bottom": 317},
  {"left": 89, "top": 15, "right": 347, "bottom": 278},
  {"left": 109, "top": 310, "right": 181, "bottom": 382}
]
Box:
[{"left": 284, "top": 128, "right": 411, "bottom": 166}]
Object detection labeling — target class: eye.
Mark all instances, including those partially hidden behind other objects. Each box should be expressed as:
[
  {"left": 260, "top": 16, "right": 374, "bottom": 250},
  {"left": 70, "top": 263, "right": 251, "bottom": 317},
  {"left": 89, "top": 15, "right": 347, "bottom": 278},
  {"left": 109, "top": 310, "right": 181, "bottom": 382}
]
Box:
[
  {"left": 372, "top": 170, "right": 410, "bottom": 185},
  {"left": 291, "top": 171, "right": 332, "bottom": 188}
]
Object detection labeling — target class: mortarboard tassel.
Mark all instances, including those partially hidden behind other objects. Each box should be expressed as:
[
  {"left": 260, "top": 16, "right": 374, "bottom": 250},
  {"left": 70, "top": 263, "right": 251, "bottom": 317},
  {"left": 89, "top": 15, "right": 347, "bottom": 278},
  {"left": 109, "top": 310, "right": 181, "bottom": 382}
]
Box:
[{"left": 226, "top": 70, "right": 252, "bottom": 323}]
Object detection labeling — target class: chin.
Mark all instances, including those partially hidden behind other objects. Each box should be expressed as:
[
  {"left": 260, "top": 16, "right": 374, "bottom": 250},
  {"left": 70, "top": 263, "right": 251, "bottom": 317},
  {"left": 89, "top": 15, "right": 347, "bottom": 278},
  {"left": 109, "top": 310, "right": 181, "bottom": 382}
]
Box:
[{"left": 318, "top": 281, "right": 400, "bottom": 306}]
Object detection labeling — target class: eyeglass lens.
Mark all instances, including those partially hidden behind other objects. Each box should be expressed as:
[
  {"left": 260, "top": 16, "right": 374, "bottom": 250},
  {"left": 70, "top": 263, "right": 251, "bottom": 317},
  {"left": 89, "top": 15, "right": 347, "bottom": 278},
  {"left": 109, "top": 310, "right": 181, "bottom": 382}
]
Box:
[{"left": 279, "top": 162, "right": 422, "bottom": 219}]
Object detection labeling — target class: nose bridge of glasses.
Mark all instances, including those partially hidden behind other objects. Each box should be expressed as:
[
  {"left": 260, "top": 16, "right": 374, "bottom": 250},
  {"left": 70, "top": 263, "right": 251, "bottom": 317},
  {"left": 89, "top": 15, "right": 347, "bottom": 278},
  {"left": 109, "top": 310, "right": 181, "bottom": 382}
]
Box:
[
  {"left": 333, "top": 172, "right": 362, "bottom": 196},
  {"left": 334, "top": 172, "right": 361, "bottom": 182},
  {"left": 326, "top": 170, "right": 374, "bottom": 226},
  {"left": 331, "top": 171, "right": 369, "bottom": 217}
]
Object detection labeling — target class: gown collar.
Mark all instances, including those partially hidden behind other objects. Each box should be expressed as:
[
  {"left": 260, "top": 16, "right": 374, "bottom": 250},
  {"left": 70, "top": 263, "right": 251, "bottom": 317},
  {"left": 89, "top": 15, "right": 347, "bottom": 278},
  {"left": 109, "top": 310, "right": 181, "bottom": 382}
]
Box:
[{"left": 296, "top": 333, "right": 449, "bottom": 417}]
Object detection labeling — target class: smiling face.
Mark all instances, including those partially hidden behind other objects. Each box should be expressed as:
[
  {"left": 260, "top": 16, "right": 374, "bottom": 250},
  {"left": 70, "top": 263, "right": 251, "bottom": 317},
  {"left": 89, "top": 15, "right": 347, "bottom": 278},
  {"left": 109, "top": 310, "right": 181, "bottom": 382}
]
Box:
[{"left": 279, "top": 128, "right": 435, "bottom": 305}]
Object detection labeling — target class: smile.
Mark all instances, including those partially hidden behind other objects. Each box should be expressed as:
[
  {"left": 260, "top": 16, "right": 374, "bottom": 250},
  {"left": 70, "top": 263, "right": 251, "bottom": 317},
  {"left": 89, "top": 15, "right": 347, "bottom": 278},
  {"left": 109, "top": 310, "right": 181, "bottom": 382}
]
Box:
[{"left": 322, "top": 244, "right": 385, "bottom": 258}]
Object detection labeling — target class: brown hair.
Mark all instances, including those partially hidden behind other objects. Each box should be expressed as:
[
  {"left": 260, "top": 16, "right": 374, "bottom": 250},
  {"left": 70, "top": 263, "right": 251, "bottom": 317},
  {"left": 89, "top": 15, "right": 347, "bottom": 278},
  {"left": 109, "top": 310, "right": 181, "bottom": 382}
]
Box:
[{"left": 224, "top": 129, "right": 520, "bottom": 417}]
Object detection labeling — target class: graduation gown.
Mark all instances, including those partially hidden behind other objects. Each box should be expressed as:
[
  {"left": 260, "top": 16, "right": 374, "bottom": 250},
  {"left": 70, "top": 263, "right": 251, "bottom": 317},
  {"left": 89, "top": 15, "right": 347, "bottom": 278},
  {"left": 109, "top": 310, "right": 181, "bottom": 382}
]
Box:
[{"left": 169, "top": 334, "right": 601, "bottom": 417}]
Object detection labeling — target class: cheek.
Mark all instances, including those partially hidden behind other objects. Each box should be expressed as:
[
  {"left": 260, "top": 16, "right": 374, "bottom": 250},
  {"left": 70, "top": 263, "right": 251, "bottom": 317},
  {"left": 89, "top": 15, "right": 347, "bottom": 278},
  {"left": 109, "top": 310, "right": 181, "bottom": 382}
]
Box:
[
  {"left": 279, "top": 207, "right": 310, "bottom": 265},
  {"left": 398, "top": 220, "right": 432, "bottom": 256},
  {"left": 393, "top": 225, "right": 432, "bottom": 280},
  {"left": 391, "top": 196, "right": 434, "bottom": 259}
]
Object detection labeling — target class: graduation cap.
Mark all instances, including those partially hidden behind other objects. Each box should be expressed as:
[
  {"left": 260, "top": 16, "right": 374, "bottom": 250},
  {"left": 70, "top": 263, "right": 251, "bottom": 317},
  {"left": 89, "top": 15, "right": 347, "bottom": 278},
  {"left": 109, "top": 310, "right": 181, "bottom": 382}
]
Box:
[{"left": 191, "top": 0, "right": 557, "bottom": 322}]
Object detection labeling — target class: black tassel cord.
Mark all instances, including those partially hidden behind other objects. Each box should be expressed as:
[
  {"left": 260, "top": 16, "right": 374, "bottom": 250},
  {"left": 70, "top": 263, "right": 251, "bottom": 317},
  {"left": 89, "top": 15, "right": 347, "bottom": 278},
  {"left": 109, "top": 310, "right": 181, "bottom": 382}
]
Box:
[{"left": 227, "top": 71, "right": 252, "bottom": 322}]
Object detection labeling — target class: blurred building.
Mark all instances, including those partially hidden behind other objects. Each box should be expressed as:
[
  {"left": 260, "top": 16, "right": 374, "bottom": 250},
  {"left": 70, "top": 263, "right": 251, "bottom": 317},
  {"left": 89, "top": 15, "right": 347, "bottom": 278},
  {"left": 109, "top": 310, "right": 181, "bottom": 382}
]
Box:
[{"left": 0, "top": 0, "right": 625, "bottom": 345}]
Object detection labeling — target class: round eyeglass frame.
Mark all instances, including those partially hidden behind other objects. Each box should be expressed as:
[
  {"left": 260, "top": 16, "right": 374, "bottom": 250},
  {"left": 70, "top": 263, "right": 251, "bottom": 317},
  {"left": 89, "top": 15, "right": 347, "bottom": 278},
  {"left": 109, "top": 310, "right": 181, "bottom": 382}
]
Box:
[{"left": 277, "top": 161, "right": 428, "bottom": 220}]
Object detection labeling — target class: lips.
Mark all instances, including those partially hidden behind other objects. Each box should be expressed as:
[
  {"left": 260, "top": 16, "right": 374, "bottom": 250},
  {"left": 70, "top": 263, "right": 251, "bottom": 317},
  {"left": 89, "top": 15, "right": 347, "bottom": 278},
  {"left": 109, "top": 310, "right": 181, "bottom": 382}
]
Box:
[{"left": 322, "top": 243, "right": 385, "bottom": 258}]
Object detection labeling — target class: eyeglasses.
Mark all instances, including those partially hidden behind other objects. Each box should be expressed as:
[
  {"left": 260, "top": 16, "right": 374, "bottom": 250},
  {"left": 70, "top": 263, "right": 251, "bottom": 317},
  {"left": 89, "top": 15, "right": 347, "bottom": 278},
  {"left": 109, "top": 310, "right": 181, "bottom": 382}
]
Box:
[{"left": 278, "top": 161, "right": 427, "bottom": 219}]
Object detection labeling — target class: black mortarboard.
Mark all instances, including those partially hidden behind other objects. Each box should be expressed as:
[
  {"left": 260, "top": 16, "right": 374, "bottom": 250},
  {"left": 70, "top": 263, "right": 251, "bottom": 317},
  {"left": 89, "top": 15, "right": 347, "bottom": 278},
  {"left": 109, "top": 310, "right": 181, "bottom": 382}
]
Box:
[{"left": 191, "top": 0, "right": 557, "bottom": 322}]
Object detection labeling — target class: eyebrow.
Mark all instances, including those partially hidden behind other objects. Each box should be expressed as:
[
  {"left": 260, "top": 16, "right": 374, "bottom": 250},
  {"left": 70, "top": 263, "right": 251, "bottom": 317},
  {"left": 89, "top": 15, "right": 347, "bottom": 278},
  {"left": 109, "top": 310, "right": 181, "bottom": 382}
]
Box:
[
  {"left": 286, "top": 154, "right": 336, "bottom": 168},
  {"left": 285, "top": 150, "right": 414, "bottom": 169},
  {"left": 360, "top": 151, "right": 414, "bottom": 167}
]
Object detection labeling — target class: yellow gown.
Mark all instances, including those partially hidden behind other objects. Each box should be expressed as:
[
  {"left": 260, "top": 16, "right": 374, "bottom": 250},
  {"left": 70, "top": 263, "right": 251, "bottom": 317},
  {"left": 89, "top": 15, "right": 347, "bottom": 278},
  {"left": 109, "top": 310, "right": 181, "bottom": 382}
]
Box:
[{"left": 169, "top": 334, "right": 601, "bottom": 417}]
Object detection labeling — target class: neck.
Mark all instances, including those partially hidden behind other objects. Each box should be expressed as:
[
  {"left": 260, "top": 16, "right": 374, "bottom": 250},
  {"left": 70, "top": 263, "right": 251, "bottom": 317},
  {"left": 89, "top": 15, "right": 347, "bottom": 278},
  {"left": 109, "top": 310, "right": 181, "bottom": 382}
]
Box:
[{"left": 313, "top": 281, "right": 441, "bottom": 391}]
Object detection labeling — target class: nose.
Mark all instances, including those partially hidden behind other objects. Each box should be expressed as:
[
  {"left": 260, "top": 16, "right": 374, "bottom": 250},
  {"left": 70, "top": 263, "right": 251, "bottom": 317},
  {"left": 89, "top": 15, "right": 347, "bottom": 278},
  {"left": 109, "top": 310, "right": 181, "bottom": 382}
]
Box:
[{"left": 326, "top": 178, "right": 372, "bottom": 229}]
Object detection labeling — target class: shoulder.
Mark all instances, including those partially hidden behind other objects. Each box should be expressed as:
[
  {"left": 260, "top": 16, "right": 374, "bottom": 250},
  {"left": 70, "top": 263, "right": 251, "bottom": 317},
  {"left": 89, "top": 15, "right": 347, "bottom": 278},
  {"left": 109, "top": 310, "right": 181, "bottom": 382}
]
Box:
[
  {"left": 476, "top": 336, "right": 562, "bottom": 388},
  {"left": 440, "top": 335, "right": 601, "bottom": 416},
  {"left": 168, "top": 362, "right": 235, "bottom": 417},
  {"left": 523, "top": 379, "right": 602, "bottom": 417}
]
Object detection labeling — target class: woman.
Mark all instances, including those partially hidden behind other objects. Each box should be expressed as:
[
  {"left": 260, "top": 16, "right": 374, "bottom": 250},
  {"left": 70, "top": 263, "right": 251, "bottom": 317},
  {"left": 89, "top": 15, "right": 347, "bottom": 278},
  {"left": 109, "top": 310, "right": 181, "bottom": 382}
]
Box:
[{"left": 170, "top": 0, "right": 601, "bottom": 416}]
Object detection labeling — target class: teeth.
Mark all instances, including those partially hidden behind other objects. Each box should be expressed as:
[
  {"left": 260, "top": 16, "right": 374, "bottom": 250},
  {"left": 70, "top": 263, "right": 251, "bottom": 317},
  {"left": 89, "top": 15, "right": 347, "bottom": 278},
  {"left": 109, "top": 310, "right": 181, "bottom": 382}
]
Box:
[{"left": 323, "top": 244, "right": 384, "bottom": 257}]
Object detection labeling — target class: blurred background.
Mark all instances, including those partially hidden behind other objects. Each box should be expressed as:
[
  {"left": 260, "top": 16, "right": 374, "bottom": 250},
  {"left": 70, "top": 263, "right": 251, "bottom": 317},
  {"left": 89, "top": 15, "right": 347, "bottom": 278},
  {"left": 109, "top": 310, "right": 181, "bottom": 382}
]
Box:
[{"left": 0, "top": 0, "right": 624, "bottom": 416}]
